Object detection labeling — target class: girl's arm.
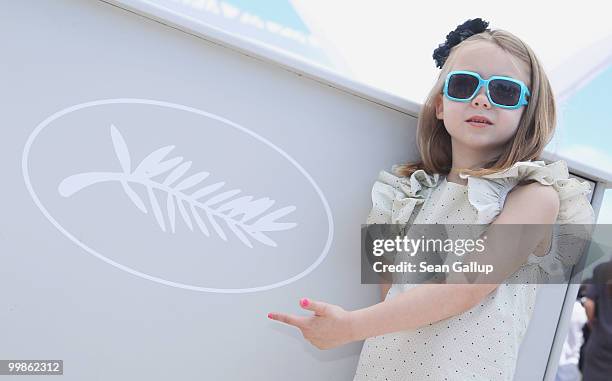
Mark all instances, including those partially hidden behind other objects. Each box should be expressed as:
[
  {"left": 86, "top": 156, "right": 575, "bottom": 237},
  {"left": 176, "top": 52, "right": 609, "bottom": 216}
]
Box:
[
  {"left": 268, "top": 182, "right": 560, "bottom": 349},
  {"left": 350, "top": 182, "right": 560, "bottom": 341}
]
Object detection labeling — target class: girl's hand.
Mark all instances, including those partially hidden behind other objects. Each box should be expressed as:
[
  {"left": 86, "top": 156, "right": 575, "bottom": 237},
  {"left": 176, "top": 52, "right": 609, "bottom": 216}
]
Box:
[{"left": 268, "top": 298, "right": 356, "bottom": 350}]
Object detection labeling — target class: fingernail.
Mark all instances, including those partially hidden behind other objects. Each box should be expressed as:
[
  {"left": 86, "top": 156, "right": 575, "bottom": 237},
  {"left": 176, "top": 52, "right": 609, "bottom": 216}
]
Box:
[
  {"left": 268, "top": 313, "right": 274, "bottom": 319},
  {"left": 300, "top": 298, "right": 309, "bottom": 307}
]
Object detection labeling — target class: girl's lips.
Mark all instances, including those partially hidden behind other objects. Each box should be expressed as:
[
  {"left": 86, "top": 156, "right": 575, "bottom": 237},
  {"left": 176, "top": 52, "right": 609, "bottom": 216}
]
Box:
[{"left": 466, "top": 121, "right": 492, "bottom": 128}]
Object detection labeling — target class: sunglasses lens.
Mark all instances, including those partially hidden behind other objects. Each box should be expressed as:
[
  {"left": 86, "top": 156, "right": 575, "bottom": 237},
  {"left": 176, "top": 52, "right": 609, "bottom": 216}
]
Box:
[
  {"left": 447, "top": 73, "right": 479, "bottom": 99},
  {"left": 489, "top": 79, "right": 522, "bottom": 106}
]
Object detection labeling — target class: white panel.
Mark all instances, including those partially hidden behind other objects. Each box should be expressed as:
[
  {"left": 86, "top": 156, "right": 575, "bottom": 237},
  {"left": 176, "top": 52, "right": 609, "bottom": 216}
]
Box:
[{"left": 0, "top": 1, "right": 417, "bottom": 379}]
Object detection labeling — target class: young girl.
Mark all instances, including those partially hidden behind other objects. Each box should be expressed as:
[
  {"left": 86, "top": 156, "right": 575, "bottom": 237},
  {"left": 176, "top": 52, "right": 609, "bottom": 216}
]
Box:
[{"left": 268, "top": 18, "right": 595, "bottom": 380}]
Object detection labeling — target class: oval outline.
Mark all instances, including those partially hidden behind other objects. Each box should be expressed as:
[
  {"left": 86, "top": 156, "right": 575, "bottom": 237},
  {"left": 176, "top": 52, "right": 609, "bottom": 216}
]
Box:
[{"left": 22, "top": 98, "right": 334, "bottom": 294}]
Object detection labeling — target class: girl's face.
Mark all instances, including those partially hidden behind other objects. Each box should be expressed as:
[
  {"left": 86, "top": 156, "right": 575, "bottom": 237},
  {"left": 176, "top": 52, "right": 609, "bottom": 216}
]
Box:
[{"left": 435, "top": 41, "right": 531, "bottom": 156}]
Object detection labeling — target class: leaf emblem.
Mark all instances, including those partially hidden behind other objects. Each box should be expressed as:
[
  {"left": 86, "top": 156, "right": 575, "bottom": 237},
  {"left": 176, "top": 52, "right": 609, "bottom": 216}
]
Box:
[
  {"left": 58, "top": 125, "right": 297, "bottom": 247},
  {"left": 110, "top": 124, "right": 131, "bottom": 173}
]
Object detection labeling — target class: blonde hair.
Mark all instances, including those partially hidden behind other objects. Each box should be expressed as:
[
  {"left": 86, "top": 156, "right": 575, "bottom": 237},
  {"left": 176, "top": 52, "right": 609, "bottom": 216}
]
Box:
[{"left": 395, "top": 28, "right": 556, "bottom": 178}]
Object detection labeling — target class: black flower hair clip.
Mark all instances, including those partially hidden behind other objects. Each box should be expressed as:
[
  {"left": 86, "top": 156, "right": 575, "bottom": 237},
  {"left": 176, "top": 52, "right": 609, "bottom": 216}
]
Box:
[{"left": 433, "top": 18, "right": 490, "bottom": 69}]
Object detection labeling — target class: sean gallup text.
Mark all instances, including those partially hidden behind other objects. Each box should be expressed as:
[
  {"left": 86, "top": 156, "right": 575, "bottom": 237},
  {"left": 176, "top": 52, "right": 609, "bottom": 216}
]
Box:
[{"left": 372, "top": 261, "right": 494, "bottom": 275}]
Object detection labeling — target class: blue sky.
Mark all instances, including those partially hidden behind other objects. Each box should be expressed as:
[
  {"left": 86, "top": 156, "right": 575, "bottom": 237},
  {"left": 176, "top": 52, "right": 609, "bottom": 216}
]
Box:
[
  {"left": 550, "top": 65, "right": 612, "bottom": 223},
  {"left": 224, "top": 0, "right": 309, "bottom": 33},
  {"left": 551, "top": 65, "right": 612, "bottom": 158},
  {"left": 562, "top": 65, "right": 611, "bottom": 145}
]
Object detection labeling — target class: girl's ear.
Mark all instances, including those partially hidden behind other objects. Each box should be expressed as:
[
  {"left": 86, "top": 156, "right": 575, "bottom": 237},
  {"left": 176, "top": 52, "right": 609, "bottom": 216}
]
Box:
[{"left": 435, "top": 93, "right": 444, "bottom": 120}]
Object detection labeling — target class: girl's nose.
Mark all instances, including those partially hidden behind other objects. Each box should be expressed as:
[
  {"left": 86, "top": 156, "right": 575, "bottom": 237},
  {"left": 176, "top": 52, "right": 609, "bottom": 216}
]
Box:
[{"left": 471, "top": 86, "right": 491, "bottom": 109}]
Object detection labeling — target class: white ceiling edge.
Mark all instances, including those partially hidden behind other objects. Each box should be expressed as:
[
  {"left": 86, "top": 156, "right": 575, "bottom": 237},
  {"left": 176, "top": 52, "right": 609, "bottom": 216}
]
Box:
[
  {"left": 100, "top": 0, "right": 611, "bottom": 184},
  {"left": 101, "top": 0, "right": 422, "bottom": 117}
]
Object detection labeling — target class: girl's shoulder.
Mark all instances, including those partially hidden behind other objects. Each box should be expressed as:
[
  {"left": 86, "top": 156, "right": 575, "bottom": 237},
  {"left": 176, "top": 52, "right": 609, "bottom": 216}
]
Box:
[
  {"left": 473, "top": 160, "right": 596, "bottom": 280},
  {"left": 457, "top": 159, "right": 595, "bottom": 225}
]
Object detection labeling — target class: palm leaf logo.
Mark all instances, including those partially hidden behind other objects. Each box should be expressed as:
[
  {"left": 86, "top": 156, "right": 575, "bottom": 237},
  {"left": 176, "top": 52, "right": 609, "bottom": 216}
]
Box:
[{"left": 58, "top": 124, "right": 297, "bottom": 248}]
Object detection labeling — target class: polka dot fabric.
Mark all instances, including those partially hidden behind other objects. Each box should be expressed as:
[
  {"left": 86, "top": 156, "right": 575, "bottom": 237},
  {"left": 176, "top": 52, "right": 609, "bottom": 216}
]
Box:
[{"left": 353, "top": 160, "right": 595, "bottom": 381}]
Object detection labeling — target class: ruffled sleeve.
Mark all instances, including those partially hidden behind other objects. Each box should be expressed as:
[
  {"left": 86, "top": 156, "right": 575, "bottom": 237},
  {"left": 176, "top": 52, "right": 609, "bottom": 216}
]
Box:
[
  {"left": 366, "top": 165, "right": 440, "bottom": 225},
  {"left": 459, "top": 159, "right": 596, "bottom": 279}
]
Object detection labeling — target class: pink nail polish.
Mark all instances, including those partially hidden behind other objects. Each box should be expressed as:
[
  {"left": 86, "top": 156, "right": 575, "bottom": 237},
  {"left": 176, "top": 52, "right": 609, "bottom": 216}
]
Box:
[
  {"left": 300, "top": 298, "right": 309, "bottom": 307},
  {"left": 268, "top": 313, "right": 274, "bottom": 319}
]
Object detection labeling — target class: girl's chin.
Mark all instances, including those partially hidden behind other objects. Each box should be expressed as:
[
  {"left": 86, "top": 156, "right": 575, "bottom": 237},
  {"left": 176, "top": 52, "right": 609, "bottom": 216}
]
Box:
[{"left": 451, "top": 137, "right": 502, "bottom": 150}]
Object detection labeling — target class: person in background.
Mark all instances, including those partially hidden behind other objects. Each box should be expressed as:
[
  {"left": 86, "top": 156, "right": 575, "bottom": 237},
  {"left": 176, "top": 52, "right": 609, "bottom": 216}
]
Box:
[
  {"left": 578, "top": 282, "right": 591, "bottom": 373},
  {"left": 582, "top": 260, "right": 612, "bottom": 381},
  {"left": 554, "top": 295, "right": 587, "bottom": 381}
]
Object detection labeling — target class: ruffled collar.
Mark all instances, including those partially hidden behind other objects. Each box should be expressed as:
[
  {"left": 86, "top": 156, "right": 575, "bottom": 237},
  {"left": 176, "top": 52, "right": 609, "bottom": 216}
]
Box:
[
  {"left": 455, "top": 160, "right": 572, "bottom": 224},
  {"left": 389, "top": 165, "right": 441, "bottom": 198},
  {"left": 458, "top": 159, "right": 567, "bottom": 184},
  {"left": 381, "top": 159, "right": 588, "bottom": 225}
]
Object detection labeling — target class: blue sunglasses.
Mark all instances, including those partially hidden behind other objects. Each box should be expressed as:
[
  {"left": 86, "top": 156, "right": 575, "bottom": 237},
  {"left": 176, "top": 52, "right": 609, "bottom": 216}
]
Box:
[{"left": 443, "top": 70, "right": 530, "bottom": 109}]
